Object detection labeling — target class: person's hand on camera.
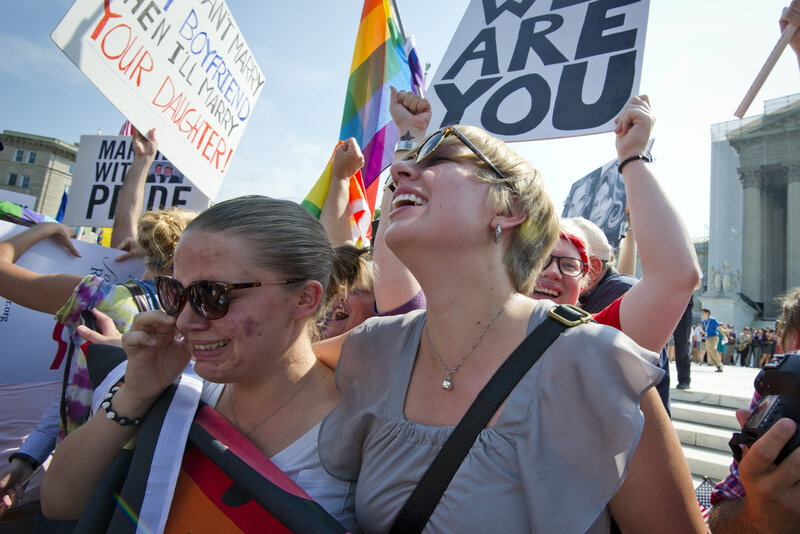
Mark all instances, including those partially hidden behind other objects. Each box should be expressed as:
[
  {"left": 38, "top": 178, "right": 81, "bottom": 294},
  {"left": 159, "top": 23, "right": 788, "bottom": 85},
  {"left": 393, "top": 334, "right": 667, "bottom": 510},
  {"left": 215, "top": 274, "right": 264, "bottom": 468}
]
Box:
[
  {"left": 735, "top": 411, "right": 800, "bottom": 533},
  {"left": 389, "top": 86, "right": 431, "bottom": 140}
]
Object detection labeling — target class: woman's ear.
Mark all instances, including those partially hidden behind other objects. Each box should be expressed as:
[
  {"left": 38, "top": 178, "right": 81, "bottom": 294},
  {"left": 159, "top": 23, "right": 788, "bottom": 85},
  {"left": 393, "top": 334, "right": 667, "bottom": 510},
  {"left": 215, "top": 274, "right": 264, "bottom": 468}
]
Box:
[
  {"left": 291, "top": 280, "right": 324, "bottom": 321},
  {"left": 586, "top": 257, "right": 606, "bottom": 287},
  {"left": 492, "top": 196, "right": 527, "bottom": 231}
]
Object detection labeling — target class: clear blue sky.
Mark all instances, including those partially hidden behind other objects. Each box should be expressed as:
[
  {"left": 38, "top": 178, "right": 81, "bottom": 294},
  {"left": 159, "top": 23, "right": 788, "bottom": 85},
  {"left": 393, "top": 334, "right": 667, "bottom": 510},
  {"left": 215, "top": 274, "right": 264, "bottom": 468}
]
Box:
[{"left": 2, "top": 1, "right": 799, "bottom": 237}]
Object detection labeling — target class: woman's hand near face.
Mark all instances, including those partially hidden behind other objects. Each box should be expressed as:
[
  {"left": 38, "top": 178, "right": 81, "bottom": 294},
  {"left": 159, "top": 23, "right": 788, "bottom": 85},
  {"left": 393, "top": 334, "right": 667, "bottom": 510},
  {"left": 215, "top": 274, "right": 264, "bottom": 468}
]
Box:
[
  {"left": 614, "top": 95, "right": 654, "bottom": 163},
  {"left": 119, "top": 310, "right": 192, "bottom": 407}
]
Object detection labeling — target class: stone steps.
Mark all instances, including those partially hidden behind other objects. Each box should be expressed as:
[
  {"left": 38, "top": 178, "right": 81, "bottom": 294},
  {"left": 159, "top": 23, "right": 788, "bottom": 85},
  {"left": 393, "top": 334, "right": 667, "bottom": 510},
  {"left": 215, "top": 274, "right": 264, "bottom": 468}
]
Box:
[
  {"left": 672, "top": 388, "right": 751, "bottom": 411},
  {"left": 681, "top": 444, "right": 736, "bottom": 482},
  {"left": 669, "top": 379, "right": 754, "bottom": 485},
  {"left": 673, "top": 419, "right": 736, "bottom": 453},
  {"left": 671, "top": 400, "right": 740, "bottom": 431}
]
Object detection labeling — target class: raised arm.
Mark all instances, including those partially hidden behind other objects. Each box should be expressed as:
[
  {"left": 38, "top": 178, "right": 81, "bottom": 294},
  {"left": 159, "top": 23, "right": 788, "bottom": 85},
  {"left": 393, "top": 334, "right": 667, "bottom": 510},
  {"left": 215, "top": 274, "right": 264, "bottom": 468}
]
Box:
[
  {"left": 615, "top": 96, "right": 701, "bottom": 352},
  {"left": 319, "top": 138, "right": 364, "bottom": 247},
  {"left": 372, "top": 87, "right": 430, "bottom": 313},
  {"left": 389, "top": 86, "right": 431, "bottom": 145},
  {"left": 615, "top": 212, "right": 636, "bottom": 276},
  {"left": 0, "top": 223, "right": 83, "bottom": 314},
  {"left": 110, "top": 127, "right": 157, "bottom": 250}
]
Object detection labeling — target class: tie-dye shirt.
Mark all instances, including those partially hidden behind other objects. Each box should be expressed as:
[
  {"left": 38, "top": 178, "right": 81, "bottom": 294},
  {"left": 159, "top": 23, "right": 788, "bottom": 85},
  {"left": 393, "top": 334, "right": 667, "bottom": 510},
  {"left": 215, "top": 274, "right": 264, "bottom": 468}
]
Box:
[{"left": 54, "top": 275, "right": 157, "bottom": 439}]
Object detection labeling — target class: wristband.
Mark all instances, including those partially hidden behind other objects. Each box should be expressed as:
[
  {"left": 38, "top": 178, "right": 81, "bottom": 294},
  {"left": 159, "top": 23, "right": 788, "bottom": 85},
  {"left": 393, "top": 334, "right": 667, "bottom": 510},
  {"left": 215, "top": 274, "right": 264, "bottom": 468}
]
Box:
[
  {"left": 8, "top": 452, "right": 39, "bottom": 471},
  {"left": 101, "top": 386, "right": 143, "bottom": 427},
  {"left": 618, "top": 153, "right": 653, "bottom": 173},
  {"left": 394, "top": 139, "right": 416, "bottom": 152}
]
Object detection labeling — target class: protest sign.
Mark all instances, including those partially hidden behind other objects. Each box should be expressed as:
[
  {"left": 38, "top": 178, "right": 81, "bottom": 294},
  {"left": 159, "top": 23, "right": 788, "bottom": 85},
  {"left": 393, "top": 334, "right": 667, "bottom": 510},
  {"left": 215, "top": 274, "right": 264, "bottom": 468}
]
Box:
[
  {"left": 562, "top": 158, "right": 627, "bottom": 248},
  {"left": 0, "top": 190, "right": 37, "bottom": 210},
  {"left": 0, "top": 221, "right": 145, "bottom": 383},
  {"left": 427, "top": 0, "right": 649, "bottom": 141},
  {"left": 63, "top": 135, "right": 211, "bottom": 227},
  {"left": 52, "top": 0, "right": 265, "bottom": 199}
]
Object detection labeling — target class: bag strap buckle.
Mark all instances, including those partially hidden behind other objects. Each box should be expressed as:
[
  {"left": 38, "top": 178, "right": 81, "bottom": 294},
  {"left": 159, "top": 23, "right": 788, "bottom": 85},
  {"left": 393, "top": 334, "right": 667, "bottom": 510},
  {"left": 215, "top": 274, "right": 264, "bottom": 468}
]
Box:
[{"left": 547, "top": 304, "right": 593, "bottom": 327}]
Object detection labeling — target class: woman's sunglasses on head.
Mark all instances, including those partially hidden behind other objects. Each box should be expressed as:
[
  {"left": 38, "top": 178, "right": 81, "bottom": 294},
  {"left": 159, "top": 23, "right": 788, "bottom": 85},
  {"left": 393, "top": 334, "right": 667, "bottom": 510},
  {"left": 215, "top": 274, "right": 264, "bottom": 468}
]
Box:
[
  {"left": 156, "top": 276, "right": 306, "bottom": 320},
  {"left": 384, "top": 126, "right": 510, "bottom": 193}
]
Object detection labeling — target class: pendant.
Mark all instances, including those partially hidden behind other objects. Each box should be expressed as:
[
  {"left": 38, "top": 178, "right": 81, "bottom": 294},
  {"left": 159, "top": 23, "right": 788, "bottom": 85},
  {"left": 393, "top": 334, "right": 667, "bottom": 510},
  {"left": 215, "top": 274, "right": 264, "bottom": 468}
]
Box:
[{"left": 442, "top": 379, "right": 453, "bottom": 390}]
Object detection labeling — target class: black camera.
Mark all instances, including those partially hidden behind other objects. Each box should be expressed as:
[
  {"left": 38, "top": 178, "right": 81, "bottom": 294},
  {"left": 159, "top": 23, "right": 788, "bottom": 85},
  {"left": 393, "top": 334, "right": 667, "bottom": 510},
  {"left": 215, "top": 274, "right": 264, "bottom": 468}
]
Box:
[{"left": 729, "top": 353, "right": 800, "bottom": 464}]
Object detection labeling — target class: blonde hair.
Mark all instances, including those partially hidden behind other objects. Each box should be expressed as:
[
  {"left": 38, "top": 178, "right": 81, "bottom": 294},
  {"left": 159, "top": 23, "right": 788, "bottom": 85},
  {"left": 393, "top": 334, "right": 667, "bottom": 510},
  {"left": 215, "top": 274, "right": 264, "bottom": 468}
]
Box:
[
  {"left": 136, "top": 207, "right": 196, "bottom": 272},
  {"left": 779, "top": 287, "right": 800, "bottom": 347},
  {"left": 433, "top": 125, "right": 560, "bottom": 294},
  {"left": 566, "top": 217, "right": 614, "bottom": 262}
]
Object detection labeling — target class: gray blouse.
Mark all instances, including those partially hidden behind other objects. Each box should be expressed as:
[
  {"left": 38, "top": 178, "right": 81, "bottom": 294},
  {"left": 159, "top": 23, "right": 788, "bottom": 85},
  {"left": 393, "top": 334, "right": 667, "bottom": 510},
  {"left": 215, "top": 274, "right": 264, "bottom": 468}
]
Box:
[{"left": 319, "top": 303, "right": 663, "bottom": 533}]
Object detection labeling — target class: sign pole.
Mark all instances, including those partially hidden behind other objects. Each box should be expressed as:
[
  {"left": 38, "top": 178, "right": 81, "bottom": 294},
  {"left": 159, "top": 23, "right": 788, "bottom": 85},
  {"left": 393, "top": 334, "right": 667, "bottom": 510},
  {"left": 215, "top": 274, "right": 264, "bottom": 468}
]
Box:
[{"left": 734, "top": 22, "right": 798, "bottom": 118}]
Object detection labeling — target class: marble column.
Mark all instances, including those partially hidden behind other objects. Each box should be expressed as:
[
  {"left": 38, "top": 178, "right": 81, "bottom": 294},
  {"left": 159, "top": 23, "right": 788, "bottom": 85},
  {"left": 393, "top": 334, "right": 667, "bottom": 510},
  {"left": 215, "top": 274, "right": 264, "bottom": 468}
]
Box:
[
  {"left": 764, "top": 181, "right": 787, "bottom": 317},
  {"left": 740, "top": 167, "right": 765, "bottom": 303},
  {"left": 787, "top": 164, "right": 800, "bottom": 290}
]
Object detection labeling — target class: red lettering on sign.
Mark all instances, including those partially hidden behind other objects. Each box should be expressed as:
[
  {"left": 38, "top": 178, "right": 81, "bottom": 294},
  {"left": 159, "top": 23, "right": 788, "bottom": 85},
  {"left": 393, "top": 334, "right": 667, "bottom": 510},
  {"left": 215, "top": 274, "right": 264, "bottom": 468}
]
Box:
[
  {"left": 90, "top": 0, "right": 121, "bottom": 41},
  {"left": 97, "top": 23, "right": 154, "bottom": 87}
]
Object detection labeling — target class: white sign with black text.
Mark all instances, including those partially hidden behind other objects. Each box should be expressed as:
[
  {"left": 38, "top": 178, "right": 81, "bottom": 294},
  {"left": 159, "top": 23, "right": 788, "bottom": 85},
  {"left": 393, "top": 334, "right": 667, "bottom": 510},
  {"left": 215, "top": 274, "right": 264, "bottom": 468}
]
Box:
[
  {"left": 427, "top": 0, "right": 650, "bottom": 141},
  {"left": 63, "top": 135, "right": 210, "bottom": 227}
]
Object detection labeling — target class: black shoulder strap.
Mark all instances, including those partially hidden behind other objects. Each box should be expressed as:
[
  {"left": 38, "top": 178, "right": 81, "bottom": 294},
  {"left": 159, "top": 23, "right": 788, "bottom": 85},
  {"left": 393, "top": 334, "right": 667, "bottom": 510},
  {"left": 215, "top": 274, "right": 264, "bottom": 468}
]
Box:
[
  {"left": 59, "top": 338, "right": 76, "bottom": 436},
  {"left": 86, "top": 344, "right": 128, "bottom": 389},
  {"left": 390, "top": 304, "right": 592, "bottom": 534},
  {"left": 122, "top": 279, "right": 150, "bottom": 313}
]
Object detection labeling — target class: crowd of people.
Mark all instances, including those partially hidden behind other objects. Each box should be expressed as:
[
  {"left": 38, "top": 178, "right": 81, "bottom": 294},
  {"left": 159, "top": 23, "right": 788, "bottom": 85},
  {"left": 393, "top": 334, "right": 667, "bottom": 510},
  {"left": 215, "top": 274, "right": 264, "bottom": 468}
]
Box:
[
  {"left": 690, "top": 318, "right": 782, "bottom": 369},
  {"left": 0, "top": 2, "right": 799, "bottom": 533}
]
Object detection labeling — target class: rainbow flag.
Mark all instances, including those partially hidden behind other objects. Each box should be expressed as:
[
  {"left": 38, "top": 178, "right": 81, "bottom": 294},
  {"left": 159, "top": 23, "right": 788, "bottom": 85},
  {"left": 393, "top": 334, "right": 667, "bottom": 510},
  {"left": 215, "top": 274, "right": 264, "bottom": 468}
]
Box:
[
  {"left": 302, "top": 142, "right": 372, "bottom": 247},
  {"left": 339, "top": 0, "right": 421, "bottom": 213},
  {"left": 96, "top": 226, "right": 113, "bottom": 247}
]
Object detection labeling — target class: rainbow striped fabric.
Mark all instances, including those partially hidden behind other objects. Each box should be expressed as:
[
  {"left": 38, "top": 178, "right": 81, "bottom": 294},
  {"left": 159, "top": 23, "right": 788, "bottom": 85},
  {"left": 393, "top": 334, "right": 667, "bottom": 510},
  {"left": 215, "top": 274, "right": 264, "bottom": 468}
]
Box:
[
  {"left": 302, "top": 142, "right": 371, "bottom": 247},
  {"left": 339, "top": 0, "right": 421, "bottom": 213}
]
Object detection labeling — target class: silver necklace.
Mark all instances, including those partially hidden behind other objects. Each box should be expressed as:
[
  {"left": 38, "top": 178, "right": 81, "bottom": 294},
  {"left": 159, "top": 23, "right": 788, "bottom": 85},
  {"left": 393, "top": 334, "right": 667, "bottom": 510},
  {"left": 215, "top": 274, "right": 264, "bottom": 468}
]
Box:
[
  {"left": 227, "top": 371, "right": 313, "bottom": 436},
  {"left": 424, "top": 294, "right": 516, "bottom": 391}
]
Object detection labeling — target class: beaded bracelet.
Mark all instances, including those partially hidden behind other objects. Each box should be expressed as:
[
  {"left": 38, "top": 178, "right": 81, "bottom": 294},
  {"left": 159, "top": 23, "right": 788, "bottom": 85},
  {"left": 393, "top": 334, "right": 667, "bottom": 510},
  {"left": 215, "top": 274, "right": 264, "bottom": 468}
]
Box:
[
  {"left": 618, "top": 153, "right": 653, "bottom": 173},
  {"left": 101, "top": 386, "right": 143, "bottom": 427}
]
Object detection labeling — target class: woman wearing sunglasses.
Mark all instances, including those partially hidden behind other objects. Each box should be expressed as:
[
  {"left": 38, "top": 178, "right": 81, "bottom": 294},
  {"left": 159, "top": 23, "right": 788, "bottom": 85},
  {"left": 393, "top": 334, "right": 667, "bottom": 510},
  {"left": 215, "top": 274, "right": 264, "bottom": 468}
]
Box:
[
  {"left": 317, "top": 91, "right": 705, "bottom": 532},
  {"left": 41, "top": 196, "right": 366, "bottom": 531}
]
